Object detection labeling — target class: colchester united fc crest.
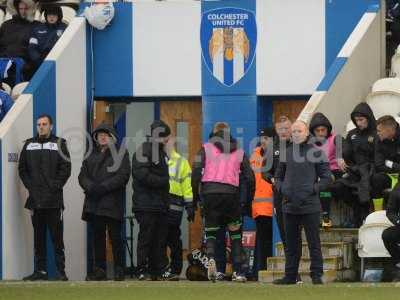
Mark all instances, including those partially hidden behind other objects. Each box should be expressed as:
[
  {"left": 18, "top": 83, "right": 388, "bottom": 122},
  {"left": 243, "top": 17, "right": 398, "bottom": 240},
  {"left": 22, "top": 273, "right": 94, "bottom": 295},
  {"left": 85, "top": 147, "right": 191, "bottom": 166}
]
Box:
[{"left": 200, "top": 7, "right": 257, "bottom": 87}]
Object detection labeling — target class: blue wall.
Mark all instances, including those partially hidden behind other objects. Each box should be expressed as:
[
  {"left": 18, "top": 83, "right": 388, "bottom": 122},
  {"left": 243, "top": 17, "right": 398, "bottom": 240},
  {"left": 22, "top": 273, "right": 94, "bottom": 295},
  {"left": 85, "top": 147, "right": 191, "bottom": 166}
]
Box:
[
  {"left": 201, "top": 0, "right": 258, "bottom": 232},
  {"left": 25, "top": 61, "right": 57, "bottom": 132},
  {"left": 201, "top": 0, "right": 258, "bottom": 154},
  {"left": 325, "top": 0, "right": 380, "bottom": 71},
  {"left": 85, "top": 3, "right": 133, "bottom": 98}
]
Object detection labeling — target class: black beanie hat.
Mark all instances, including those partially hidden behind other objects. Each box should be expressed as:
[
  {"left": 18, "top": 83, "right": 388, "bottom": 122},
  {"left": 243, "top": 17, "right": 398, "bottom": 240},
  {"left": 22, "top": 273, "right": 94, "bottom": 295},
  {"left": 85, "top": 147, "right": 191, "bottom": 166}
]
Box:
[
  {"left": 258, "top": 127, "right": 275, "bottom": 138},
  {"left": 44, "top": 6, "right": 63, "bottom": 23},
  {"left": 151, "top": 120, "right": 171, "bottom": 138}
]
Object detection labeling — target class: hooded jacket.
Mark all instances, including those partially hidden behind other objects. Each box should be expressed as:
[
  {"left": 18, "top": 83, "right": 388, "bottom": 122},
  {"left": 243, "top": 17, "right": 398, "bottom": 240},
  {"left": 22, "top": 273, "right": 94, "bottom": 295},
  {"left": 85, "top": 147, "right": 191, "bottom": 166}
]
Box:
[
  {"left": 309, "top": 112, "right": 333, "bottom": 137},
  {"left": 309, "top": 112, "right": 343, "bottom": 171},
  {"left": 28, "top": 6, "right": 66, "bottom": 65},
  {"left": 131, "top": 135, "right": 170, "bottom": 213},
  {"left": 191, "top": 131, "right": 255, "bottom": 202},
  {"left": 18, "top": 132, "right": 71, "bottom": 210},
  {"left": 375, "top": 125, "right": 400, "bottom": 173},
  {"left": 0, "top": 0, "right": 37, "bottom": 59},
  {"left": 275, "top": 138, "right": 332, "bottom": 215},
  {"left": 343, "top": 103, "right": 377, "bottom": 166},
  {"left": 79, "top": 124, "right": 131, "bottom": 221}
]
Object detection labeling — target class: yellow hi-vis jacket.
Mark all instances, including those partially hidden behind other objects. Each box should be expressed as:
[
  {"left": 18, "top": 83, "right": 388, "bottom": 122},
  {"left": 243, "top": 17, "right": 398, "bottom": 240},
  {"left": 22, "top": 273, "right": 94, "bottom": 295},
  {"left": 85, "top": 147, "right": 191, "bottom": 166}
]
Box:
[{"left": 168, "top": 150, "right": 193, "bottom": 211}]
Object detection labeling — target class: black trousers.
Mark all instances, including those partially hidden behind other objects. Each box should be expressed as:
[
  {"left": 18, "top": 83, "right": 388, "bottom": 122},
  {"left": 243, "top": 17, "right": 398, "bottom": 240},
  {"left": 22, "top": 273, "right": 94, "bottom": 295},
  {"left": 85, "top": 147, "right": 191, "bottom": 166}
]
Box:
[
  {"left": 254, "top": 216, "right": 273, "bottom": 274},
  {"left": 332, "top": 173, "right": 392, "bottom": 227},
  {"left": 382, "top": 226, "right": 400, "bottom": 265},
  {"left": 32, "top": 208, "right": 65, "bottom": 274},
  {"left": 92, "top": 215, "right": 123, "bottom": 270},
  {"left": 273, "top": 188, "right": 286, "bottom": 249},
  {"left": 370, "top": 173, "right": 392, "bottom": 199},
  {"left": 136, "top": 212, "right": 168, "bottom": 276},
  {"left": 274, "top": 189, "right": 303, "bottom": 257},
  {"left": 330, "top": 180, "right": 368, "bottom": 226},
  {"left": 165, "top": 223, "right": 183, "bottom": 274},
  {"left": 215, "top": 227, "right": 227, "bottom": 273},
  {"left": 284, "top": 212, "right": 323, "bottom": 280}
]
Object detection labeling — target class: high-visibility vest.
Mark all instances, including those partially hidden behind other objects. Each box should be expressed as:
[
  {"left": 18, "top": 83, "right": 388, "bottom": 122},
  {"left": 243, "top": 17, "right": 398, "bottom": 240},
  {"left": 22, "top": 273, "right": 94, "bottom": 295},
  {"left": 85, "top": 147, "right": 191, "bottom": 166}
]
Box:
[
  {"left": 168, "top": 150, "right": 193, "bottom": 212},
  {"left": 250, "top": 147, "right": 273, "bottom": 218}
]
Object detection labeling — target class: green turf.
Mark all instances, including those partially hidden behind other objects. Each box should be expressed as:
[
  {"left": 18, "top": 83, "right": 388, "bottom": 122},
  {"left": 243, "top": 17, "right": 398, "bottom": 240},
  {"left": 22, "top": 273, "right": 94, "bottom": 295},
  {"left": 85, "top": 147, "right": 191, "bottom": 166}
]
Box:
[{"left": 0, "top": 281, "right": 400, "bottom": 300}]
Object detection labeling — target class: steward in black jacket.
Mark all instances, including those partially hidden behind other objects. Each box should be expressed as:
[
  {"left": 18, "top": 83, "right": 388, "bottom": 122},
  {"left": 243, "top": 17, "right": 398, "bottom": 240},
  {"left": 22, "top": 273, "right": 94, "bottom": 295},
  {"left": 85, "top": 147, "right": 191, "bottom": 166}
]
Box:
[
  {"left": 79, "top": 123, "right": 130, "bottom": 281},
  {"left": 131, "top": 138, "right": 170, "bottom": 213},
  {"left": 18, "top": 114, "right": 70, "bottom": 281},
  {"left": 131, "top": 120, "right": 171, "bottom": 279},
  {"left": 19, "top": 132, "right": 70, "bottom": 210}
]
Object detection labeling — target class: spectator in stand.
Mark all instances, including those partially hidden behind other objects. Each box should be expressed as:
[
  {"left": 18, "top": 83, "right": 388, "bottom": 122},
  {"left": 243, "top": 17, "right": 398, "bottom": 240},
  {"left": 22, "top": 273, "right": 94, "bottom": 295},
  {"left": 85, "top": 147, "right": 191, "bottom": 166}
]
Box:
[
  {"left": 0, "top": 80, "right": 13, "bottom": 121},
  {"left": 28, "top": 6, "right": 66, "bottom": 72},
  {"left": 0, "top": 0, "right": 38, "bottom": 86},
  {"left": 19, "top": 114, "right": 71, "bottom": 281}
]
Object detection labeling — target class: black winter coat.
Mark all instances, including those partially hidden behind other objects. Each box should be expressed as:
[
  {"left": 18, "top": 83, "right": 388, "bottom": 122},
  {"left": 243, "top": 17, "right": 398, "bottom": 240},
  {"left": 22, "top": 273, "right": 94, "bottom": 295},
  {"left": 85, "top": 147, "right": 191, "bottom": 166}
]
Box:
[
  {"left": 375, "top": 127, "right": 400, "bottom": 174},
  {"left": 309, "top": 112, "right": 344, "bottom": 163},
  {"left": 262, "top": 137, "right": 290, "bottom": 182},
  {"left": 131, "top": 141, "right": 170, "bottom": 213},
  {"left": 0, "top": 16, "right": 37, "bottom": 59},
  {"left": 18, "top": 134, "right": 71, "bottom": 210},
  {"left": 309, "top": 112, "right": 333, "bottom": 135},
  {"left": 275, "top": 139, "right": 332, "bottom": 215},
  {"left": 79, "top": 147, "right": 131, "bottom": 221},
  {"left": 343, "top": 103, "right": 377, "bottom": 166}
]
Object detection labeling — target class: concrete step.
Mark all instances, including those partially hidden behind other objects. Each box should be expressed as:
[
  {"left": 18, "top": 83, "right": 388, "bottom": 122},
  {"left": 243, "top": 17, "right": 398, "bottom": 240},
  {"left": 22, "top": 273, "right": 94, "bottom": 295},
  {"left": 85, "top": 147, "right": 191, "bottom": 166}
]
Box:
[
  {"left": 258, "top": 269, "right": 357, "bottom": 283},
  {"left": 307, "top": 228, "right": 358, "bottom": 243},
  {"left": 275, "top": 241, "right": 354, "bottom": 268},
  {"left": 267, "top": 256, "right": 343, "bottom": 271}
]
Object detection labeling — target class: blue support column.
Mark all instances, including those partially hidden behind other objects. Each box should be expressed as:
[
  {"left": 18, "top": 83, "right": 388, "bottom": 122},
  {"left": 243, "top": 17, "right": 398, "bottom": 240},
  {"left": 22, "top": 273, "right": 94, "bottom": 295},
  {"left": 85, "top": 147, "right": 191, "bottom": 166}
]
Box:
[{"left": 201, "top": 0, "right": 258, "bottom": 231}]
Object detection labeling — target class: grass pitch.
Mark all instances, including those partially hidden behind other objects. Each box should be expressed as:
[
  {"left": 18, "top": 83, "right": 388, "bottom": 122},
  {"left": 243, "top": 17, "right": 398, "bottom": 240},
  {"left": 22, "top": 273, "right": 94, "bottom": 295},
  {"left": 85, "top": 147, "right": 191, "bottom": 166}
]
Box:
[{"left": 0, "top": 281, "right": 399, "bottom": 300}]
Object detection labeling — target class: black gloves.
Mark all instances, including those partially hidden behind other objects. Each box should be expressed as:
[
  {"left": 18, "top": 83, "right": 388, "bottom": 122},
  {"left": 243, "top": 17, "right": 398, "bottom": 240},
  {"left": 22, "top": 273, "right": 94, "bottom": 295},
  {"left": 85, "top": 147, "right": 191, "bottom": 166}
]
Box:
[
  {"left": 186, "top": 205, "right": 196, "bottom": 222},
  {"left": 262, "top": 171, "right": 274, "bottom": 184}
]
